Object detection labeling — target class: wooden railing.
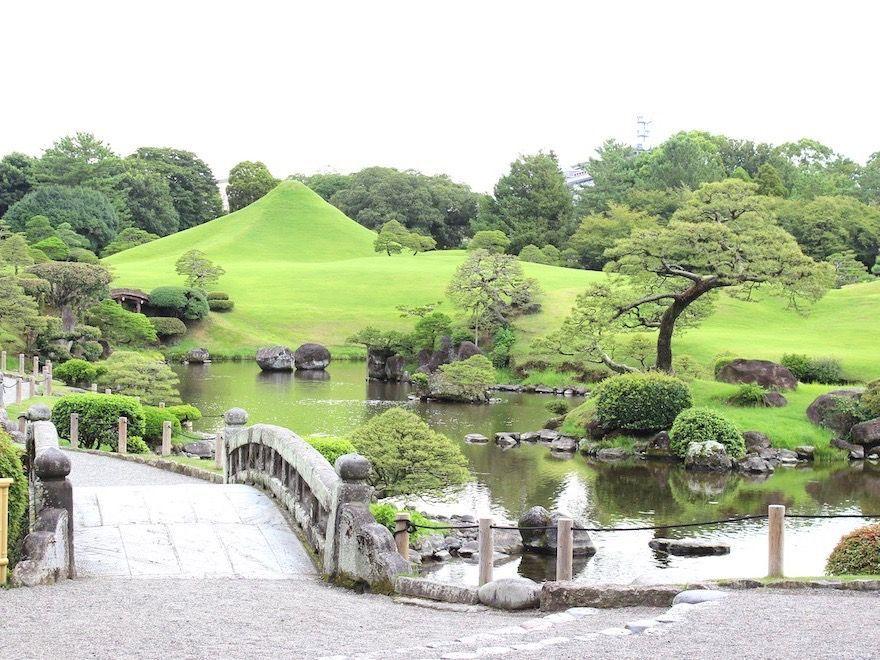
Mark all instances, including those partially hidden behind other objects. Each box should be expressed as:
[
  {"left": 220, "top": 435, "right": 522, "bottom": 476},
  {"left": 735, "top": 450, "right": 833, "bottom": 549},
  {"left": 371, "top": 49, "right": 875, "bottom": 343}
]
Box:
[{"left": 0, "top": 477, "right": 12, "bottom": 585}]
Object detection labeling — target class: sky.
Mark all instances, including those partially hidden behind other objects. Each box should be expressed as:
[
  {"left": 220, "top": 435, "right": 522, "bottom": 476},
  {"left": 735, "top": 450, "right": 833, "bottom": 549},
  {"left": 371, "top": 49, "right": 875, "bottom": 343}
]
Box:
[{"left": 3, "top": 0, "right": 879, "bottom": 193}]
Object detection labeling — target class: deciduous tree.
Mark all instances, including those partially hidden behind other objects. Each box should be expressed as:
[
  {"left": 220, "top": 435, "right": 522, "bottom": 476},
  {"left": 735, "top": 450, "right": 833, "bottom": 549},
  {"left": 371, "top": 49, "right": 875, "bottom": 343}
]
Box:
[
  {"left": 174, "top": 249, "right": 225, "bottom": 290},
  {"left": 226, "top": 161, "right": 278, "bottom": 211},
  {"left": 29, "top": 262, "right": 112, "bottom": 331}
]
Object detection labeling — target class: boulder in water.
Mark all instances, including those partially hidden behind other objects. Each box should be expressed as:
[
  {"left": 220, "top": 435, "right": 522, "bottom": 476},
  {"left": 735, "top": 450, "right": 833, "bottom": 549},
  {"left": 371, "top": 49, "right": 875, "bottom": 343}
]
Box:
[
  {"left": 294, "top": 343, "right": 330, "bottom": 370},
  {"left": 256, "top": 345, "right": 295, "bottom": 371}
]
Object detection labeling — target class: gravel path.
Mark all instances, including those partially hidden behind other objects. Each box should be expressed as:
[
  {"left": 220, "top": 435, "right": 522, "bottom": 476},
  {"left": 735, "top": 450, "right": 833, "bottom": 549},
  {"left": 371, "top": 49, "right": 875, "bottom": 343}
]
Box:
[
  {"left": 2, "top": 582, "right": 878, "bottom": 659},
  {"left": 64, "top": 449, "right": 204, "bottom": 487}
]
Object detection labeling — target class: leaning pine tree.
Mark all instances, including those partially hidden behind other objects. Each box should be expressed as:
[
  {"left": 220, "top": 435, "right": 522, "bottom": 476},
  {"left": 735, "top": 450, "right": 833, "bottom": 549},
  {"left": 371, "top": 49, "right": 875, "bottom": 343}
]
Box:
[{"left": 538, "top": 180, "right": 834, "bottom": 373}]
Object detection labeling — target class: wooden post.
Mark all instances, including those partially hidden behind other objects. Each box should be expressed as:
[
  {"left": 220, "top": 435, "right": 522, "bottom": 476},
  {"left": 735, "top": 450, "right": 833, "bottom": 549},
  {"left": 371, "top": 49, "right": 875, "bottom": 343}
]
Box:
[
  {"left": 17, "top": 415, "right": 25, "bottom": 435},
  {"left": 105, "top": 388, "right": 111, "bottom": 395},
  {"left": 18, "top": 354, "right": 24, "bottom": 376},
  {"left": 1, "top": 350, "right": 6, "bottom": 375},
  {"left": 46, "top": 360, "right": 52, "bottom": 377},
  {"left": 0, "top": 477, "right": 12, "bottom": 586},
  {"left": 15, "top": 377, "right": 22, "bottom": 405},
  {"left": 118, "top": 416, "right": 128, "bottom": 454},
  {"left": 70, "top": 413, "right": 79, "bottom": 449},
  {"left": 478, "top": 517, "right": 494, "bottom": 586},
  {"left": 32, "top": 355, "right": 39, "bottom": 378},
  {"left": 159, "top": 401, "right": 165, "bottom": 409},
  {"left": 394, "top": 512, "right": 411, "bottom": 560},
  {"left": 768, "top": 504, "right": 785, "bottom": 578},
  {"left": 29, "top": 375, "right": 36, "bottom": 398},
  {"left": 161, "top": 420, "right": 172, "bottom": 456},
  {"left": 45, "top": 374, "right": 52, "bottom": 397},
  {"left": 184, "top": 420, "right": 193, "bottom": 432},
  {"left": 214, "top": 432, "right": 224, "bottom": 470},
  {"left": 91, "top": 383, "right": 98, "bottom": 393},
  {"left": 556, "top": 517, "right": 574, "bottom": 581}
]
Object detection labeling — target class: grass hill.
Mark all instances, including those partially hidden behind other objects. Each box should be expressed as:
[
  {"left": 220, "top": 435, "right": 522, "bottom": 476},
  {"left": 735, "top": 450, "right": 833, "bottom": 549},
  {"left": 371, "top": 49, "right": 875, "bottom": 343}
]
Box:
[{"left": 105, "top": 180, "right": 880, "bottom": 381}]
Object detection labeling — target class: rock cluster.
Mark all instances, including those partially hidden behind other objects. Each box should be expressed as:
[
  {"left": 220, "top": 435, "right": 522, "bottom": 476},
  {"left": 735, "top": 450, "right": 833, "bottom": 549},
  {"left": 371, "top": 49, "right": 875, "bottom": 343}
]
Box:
[
  {"left": 491, "top": 384, "right": 588, "bottom": 396},
  {"left": 805, "top": 388, "right": 880, "bottom": 459}
]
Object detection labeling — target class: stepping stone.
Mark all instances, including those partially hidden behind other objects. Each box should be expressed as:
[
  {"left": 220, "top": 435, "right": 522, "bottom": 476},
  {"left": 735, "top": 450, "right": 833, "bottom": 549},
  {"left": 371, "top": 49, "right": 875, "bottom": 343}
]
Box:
[
  {"left": 625, "top": 619, "right": 659, "bottom": 633},
  {"left": 673, "top": 589, "right": 728, "bottom": 605},
  {"left": 600, "top": 627, "right": 633, "bottom": 636},
  {"left": 655, "top": 613, "right": 684, "bottom": 623},
  {"left": 648, "top": 538, "right": 731, "bottom": 556}
]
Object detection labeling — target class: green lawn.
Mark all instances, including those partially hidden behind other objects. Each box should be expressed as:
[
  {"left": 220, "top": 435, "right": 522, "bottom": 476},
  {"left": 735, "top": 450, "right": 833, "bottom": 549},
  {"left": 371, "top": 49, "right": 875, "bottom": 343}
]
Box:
[{"left": 104, "top": 180, "right": 880, "bottom": 382}]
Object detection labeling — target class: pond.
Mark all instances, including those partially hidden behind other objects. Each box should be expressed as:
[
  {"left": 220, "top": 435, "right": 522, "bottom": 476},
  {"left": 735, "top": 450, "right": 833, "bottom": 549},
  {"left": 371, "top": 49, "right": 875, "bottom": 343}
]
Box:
[{"left": 176, "top": 361, "right": 880, "bottom": 585}]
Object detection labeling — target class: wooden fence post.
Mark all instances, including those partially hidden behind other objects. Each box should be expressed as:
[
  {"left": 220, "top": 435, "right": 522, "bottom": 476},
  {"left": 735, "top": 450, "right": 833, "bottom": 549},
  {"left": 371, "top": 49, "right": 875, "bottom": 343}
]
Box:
[
  {"left": 32, "top": 355, "right": 39, "bottom": 378},
  {"left": 18, "top": 354, "right": 24, "bottom": 376},
  {"left": 70, "top": 413, "right": 79, "bottom": 449},
  {"left": 105, "top": 388, "right": 111, "bottom": 395},
  {"left": 118, "top": 416, "right": 128, "bottom": 454},
  {"left": 479, "top": 517, "right": 494, "bottom": 586},
  {"left": 215, "top": 432, "right": 224, "bottom": 470},
  {"left": 184, "top": 420, "right": 193, "bottom": 432},
  {"left": 45, "top": 374, "right": 52, "bottom": 397},
  {"left": 17, "top": 414, "right": 25, "bottom": 435},
  {"left": 1, "top": 350, "right": 7, "bottom": 376},
  {"left": 556, "top": 517, "right": 574, "bottom": 581},
  {"left": 768, "top": 504, "right": 785, "bottom": 578},
  {"left": 159, "top": 401, "right": 165, "bottom": 409},
  {"left": 394, "top": 512, "right": 411, "bottom": 560},
  {"left": 161, "top": 420, "right": 172, "bottom": 456},
  {"left": 90, "top": 383, "right": 97, "bottom": 393},
  {"left": 29, "top": 375, "right": 36, "bottom": 398},
  {"left": 15, "top": 377, "right": 22, "bottom": 405},
  {"left": 0, "top": 477, "right": 11, "bottom": 586}
]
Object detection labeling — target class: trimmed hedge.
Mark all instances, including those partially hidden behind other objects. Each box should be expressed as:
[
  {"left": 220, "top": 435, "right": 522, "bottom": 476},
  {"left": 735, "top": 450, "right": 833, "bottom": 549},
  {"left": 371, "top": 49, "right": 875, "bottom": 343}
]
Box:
[
  {"left": 208, "top": 299, "right": 234, "bottom": 312},
  {"left": 149, "top": 286, "right": 209, "bottom": 321},
  {"left": 54, "top": 358, "right": 100, "bottom": 388},
  {"left": 826, "top": 524, "right": 880, "bottom": 575},
  {"left": 166, "top": 404, "right": 202, "bottom": 422},
  {"left": 669, "top": 407, "right": 745, "bottom": 459},
  {"left": 0, "top": 431, "right": 28, "bottom": 567},
  {"left": 142, "top": 406, "right": 182, "bottom": 443},
  {"left": 206, "top": 292, "right": 229, "bottom": 300},
  {"left": 52, "top": 394, "right": 145, "bottom": 452},
  {"left": 306, "top": 436, "right": 356, "bottom": 465},
  {"left": 149, "top": 316, "right": 187, "bottom": 339},
  {"left": 593, "top": 372, "right": 692, "bottom": 432},
  {"left": 780, "top": 354, "right": 845, "bottom": 384}
]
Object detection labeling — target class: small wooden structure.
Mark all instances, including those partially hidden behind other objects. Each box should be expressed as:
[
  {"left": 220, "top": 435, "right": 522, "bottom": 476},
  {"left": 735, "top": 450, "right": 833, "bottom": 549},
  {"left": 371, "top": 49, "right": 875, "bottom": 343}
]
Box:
[{"left": 110, "top": 288, "right": 150, "bottom": 313}]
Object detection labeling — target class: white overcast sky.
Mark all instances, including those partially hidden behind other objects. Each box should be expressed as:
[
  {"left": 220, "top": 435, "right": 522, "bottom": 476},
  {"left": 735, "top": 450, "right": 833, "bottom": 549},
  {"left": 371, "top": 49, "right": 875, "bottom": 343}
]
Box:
[{"left": 3, "top": 0, "right": 878, "bottom": 192}]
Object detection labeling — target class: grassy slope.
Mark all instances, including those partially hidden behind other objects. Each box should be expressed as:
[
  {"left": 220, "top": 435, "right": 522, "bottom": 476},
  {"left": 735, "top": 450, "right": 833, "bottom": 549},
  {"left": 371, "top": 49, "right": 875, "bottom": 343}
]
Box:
[{"left": 105, "top": 180, "right": 880, "bottom": 381}]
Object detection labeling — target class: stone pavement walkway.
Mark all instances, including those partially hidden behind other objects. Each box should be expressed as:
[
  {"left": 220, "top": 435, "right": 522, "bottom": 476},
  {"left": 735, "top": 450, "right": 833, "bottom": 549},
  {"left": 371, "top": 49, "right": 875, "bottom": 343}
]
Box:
[{"left": 66, "top": 450, "right": 317, "bottom": 580}]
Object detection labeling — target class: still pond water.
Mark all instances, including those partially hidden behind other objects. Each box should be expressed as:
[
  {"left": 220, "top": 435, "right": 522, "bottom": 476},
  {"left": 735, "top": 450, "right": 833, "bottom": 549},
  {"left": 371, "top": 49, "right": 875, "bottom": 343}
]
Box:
[{"left": 176, "top": 361, "right": 880, "bottom": 585}]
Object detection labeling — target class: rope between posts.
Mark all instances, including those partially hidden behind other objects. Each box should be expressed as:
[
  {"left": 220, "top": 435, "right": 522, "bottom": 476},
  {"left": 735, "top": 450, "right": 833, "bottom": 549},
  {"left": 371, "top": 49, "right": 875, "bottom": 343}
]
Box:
[{"left": 393, "top": 513, "right": 880, "bottom": 536}]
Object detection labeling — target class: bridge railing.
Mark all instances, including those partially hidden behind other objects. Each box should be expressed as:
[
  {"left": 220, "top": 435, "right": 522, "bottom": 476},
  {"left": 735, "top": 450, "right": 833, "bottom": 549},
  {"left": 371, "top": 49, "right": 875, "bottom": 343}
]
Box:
[{"left": 222, "top": 408, "right": 408, "bottom": 590}]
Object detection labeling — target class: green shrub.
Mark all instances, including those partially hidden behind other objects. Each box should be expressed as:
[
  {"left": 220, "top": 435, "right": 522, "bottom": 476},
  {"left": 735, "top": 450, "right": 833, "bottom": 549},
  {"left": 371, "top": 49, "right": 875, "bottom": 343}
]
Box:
[
  {"left": 149, "top": 316, "right": 187, "bottom": 340},
  {"left": 369, "top": 503, "right": 437, "bottom": 542},
  {"left": 669, "top": 407, "right": 745, "bottom": 459},
  {"left": 127, "top": 435, "right": 150, "bottom": 455},
  {"left": 490, "top": 327, "right": 516, "bottom": 368},
  {"left": 826, "top": 524, "right": 880, "bottom": 575},
  {"left": 429, "top": 354, "right": 496, "bottom": 402},
  {"left": 206, "top": 291, "right": 229, "bottom": 300},
  {"left": 348, "top": 407, "right": 469, "bottom": 497},
  {"left": 545, "top": 399, "right": 570, "bottom": 416},
  {"left": 208, "top": 299, "right": 234, "bottom": 312},
  {"left": 306, "top": 436, "right": 356, "bottom": 465},
  {"left": 781, "top": 354, "right": 845, "bottom": 384},
  {"left": 85, "top": 300, "right": 157, "bottom": 346},
  {"left": 142, "top": 406, "right": 182, "bottom": 443},
  {"left": 52, "top": 394, "right": 146, "bottom": 451},
  {"left": 54, "top": 358, "right": 99, "bottom": 388},
  {"left": 593, "top": 372, "right": 692, "bottom": 432},
  {"left": 0, "top": 432, "right": 28, "bottom": 567},
  {"left": 713, "top": 355, "right": 734, "bottom": 377},
  {"left": 32, "top": 236, "right": 70, "bottom": 261},
  {"left": 862, "top": 380, "right": 880, "bottom": 417},
  {"left": 67, "top": 247, "right": 99, "bottom": 264},
  {"left": 79, "top": 341, "right": 104, "bottom": 362},
  {"left": 149, "top": 286, "right": 209, "bottom": 321},
  {"left": 96, "top": 352, "right": 181, "bottom": 406},
  {"left": 165, "top": 404, "right": 202, "bottom": 422},
  {"left": 727, "top": 383, "right": 768, "bottom": 407},
  {"left": 409, "top": 371, "right": 428, "bottom": 390}
]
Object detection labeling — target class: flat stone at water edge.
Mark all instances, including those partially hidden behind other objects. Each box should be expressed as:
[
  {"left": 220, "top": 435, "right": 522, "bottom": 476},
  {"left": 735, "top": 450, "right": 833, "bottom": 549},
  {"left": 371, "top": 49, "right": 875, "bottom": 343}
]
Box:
[{"left": 672, "top": 589, "right": 728, "bottom": 605}]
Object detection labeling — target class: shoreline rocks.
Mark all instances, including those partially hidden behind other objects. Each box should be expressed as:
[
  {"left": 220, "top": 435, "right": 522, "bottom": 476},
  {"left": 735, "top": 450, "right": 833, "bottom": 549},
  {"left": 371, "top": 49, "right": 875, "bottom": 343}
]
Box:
[
  {"left": 648, "top": 538, "right": 731, "bottom": 556},
  {"left": 294, "top": 343, "right": 330, "bottom": 370},
  {"left": 256, "top": 345, "right": 295, "bottom": 371},
  {"left": 518, "top": 506, "right": 595, "bottom": 556}
]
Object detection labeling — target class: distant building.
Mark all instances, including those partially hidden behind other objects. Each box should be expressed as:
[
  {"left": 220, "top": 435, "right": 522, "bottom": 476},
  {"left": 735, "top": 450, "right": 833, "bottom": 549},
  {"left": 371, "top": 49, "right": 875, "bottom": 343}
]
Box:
[
  {"left": 564, "top": 167, "right": 592, "bottom": 188},
  {"left": 216, "top": 178, "right": 229, "bottom": 211}
]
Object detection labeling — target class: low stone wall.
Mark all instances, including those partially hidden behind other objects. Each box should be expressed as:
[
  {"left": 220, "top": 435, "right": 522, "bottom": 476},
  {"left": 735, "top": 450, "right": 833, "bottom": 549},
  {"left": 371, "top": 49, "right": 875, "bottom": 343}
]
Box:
[
  {"left": 222, "top": 409, "right": 408, "bottom": 590},
  {"left": 13, "top": 405, "right": 75, "bottom": 587}
]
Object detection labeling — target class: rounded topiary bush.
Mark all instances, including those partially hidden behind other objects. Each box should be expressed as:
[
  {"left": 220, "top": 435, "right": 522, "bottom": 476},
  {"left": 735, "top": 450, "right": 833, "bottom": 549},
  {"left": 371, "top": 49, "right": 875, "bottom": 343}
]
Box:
[
  {"left": 52, "top": 394, "right": 146, "bottom": 451},
  {"left": 149, "top": 286, "right": 209, "bottom": 321},
  {"left": 208, "top": 299, "right": 234, "bottom": 312},
  {"left": 306, "top": 436, "right": 356, "bottom": 465},
  {"left": 142, "top": 406, "right": 182, "bottom": 444},
  {"left": 593, "top": 372, "right": 692, "bottom": 432},
  {"left": 669, "top": 407, "right": 745, "bottom": 459},
  {"left": 0, "top": 431, "right": 28, "bottom": 567},
  {"left": 54, "top": 358, "right": 100, "bottom": 388},
  {"left": 149, "top": 316, "right": 188, "bottom": 340},
  {"left": 826, "top": 524, "right": 880, "bottom": 575},
  {"left": 165, "top": 404, "right": 202, "bottom": 422}
]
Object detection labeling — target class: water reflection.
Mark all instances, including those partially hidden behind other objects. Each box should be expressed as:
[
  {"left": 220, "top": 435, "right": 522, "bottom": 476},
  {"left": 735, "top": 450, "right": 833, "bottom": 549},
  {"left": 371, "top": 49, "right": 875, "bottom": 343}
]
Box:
[{"left": 175, "top": 361, "right": 880, "bottom": 583}]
